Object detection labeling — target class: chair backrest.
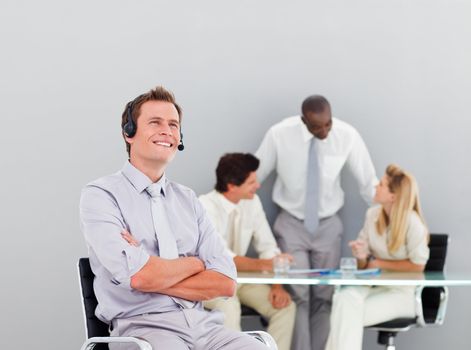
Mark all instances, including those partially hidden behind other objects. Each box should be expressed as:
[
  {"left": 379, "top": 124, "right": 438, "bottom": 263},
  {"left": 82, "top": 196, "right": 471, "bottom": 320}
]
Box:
[
  {"left": 424, "top": 233, "right": 449, "bottom": 272},
  {"left": 78, "top": 257, "right": 110, "bottom": 350},
  {"left": 422, "top": 233, "right": 449, "bottom": 323}
]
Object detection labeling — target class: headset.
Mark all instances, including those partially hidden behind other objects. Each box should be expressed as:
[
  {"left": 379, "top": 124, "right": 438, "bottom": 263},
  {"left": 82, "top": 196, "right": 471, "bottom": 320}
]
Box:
[{"left": 123, "top": 100, "right": 185, "bottom": 151}]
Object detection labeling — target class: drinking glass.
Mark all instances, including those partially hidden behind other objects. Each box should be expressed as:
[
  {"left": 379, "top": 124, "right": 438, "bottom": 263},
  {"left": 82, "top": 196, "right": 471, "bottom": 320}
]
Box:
[
  {"left": 340, "top": 257, "right": 357, "bottom": 276},
  {"left": 273, "top": 255, "right": 291, "bottom": 275}
]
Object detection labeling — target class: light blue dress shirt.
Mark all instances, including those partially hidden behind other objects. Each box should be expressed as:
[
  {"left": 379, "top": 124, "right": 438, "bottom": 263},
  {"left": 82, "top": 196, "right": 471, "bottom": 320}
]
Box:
[{"left": 80, "top": 161, "right": 236, "bottom": 323}]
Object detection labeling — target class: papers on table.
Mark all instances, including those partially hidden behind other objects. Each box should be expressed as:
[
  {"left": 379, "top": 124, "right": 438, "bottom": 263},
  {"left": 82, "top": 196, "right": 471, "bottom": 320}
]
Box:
[
  {"left": 331, "top": 268, "right": 381, "bottom": 276},
  {"left": 288, "top": 268, "right": 381, "bottom": 276},
  {"left": 288, "top": 268, "right": 331, "bottom": 275}
]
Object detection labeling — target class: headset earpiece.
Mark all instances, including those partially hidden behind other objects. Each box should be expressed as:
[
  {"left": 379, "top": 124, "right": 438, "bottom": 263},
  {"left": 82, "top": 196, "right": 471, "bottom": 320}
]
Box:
[{"left": 123, "top": 102, "right": 137, "bottom": 138}]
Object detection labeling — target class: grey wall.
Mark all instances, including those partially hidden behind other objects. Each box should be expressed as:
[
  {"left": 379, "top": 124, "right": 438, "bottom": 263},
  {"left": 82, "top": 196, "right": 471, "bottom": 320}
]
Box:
[{"left": 1, "top": 0, "right": 470, "bottom": 349}]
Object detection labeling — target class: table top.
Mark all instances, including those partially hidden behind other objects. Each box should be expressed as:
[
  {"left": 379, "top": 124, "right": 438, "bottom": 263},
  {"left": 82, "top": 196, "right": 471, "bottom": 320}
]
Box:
[{"left": 236, "top": 270, "right": 471, "bottom": 287}]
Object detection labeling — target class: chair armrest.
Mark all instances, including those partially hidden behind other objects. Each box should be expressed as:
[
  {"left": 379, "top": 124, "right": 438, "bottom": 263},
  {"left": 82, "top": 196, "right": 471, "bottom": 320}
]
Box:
[
  {"left": 80, "top": 336, "right": 152, "bottom": 350},
  {"left": 82, "top": 333, "right": 276, "bottom": 350},
  {"left": 414, "top": 285, "right": 449, "bottom": 327},
  {"left": 244, "top": 331, "right": 278, "bottom": 349}
]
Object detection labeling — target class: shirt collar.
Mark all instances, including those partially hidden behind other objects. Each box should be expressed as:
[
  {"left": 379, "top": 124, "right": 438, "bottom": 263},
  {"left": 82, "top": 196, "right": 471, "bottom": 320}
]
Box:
[
  {"left": 214, "top": 190, "right": 238, "bottom": 214},
  {"left": 121, "top": 161, "right": 168, "bottom": 196},
  {"left": 300, "top": 120, "right": 314, "bottom": 143}
]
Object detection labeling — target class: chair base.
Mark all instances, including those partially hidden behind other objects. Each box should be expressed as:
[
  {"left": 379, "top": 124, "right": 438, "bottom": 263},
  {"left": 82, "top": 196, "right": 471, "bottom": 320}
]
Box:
[
  {"left": 367, "top": 318, "right": 416, "bottom": 350},
  {"left": 378, "top": 331, "right": 397, "bottom": 350}
]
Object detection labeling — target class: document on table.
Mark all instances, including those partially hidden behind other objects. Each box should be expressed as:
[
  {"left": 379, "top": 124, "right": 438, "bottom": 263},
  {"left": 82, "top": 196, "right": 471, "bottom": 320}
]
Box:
[
  {"left": 330, "top": 268, "right": 381, "bottom": 276},
  {"left": 288, "top": 268, "right": 331, "bottom": 275},
  {"left": 288, "top": 268, "right": 381, "bottom": 276}
]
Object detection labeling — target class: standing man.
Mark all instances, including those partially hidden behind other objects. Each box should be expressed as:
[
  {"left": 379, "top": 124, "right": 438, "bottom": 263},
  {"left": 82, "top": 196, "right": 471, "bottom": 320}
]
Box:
[
  {"left": 199, "top": 153, "right": 296, "bottom": 350},
  {"left": 255, "top": 95, "right": 378, "bottom": 350},
  {"left": 80, "top": 86, "right": 268, "bottom": 350}
]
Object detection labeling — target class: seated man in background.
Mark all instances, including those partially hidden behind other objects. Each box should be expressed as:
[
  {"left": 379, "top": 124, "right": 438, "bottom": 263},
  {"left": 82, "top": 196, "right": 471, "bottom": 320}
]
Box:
[
  {"left": 199, "top": 153, "right": 296, "bottom": 350},
  {"left": 80, "top": 87, "right": 268, "bottom": 350}
]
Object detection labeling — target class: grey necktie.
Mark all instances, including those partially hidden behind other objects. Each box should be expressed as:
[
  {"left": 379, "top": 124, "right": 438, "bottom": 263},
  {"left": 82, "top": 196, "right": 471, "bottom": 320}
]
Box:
[
  {"left": 304, "top": 138, "right": 319, "bottom": 234},
  {"left": 146, "top": 182, "right": 195, "bottom": 308}
]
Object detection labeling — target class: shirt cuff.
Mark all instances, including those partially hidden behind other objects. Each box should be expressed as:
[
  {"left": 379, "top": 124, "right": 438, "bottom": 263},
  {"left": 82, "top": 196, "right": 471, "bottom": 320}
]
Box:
[
  {"left": 259, "top": 249, "right": 281, "bottom": 260},
  {"left": 120, "top": 245, "right": 150, "bottom": 288},
  {"left": 204, "top": 255, "right": 237, "bottom": 281},
  {"left": 409, "top": 255, "right": 429, "bottom": 266}
]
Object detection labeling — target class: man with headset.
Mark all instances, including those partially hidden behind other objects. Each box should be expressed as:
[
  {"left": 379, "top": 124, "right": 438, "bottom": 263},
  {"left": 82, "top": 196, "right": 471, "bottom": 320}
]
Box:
[{"left": 80, "top": 86, "right": 267, "bottom": 349}]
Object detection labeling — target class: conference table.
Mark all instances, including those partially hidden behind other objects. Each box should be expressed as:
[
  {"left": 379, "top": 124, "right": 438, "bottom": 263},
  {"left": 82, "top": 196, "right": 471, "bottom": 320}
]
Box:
[
  {"left": 236, "top": 269, "right": 471, "bottom": 347},
  {"left": 236, "top": 269, "right": 471, "bottom": 287}
]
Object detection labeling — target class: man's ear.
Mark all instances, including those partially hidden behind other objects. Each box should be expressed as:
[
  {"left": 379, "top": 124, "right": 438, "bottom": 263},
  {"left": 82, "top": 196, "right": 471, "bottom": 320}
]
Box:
[
  {"left": 226, "top": 183, "right": 236, "bottom": 193},
  {"left": 125, "top": 135, "right": 135, "bottom": 145}
]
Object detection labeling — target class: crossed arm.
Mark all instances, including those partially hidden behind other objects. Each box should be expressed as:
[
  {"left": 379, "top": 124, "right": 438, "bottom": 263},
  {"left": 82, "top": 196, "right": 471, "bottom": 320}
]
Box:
[{"left": 123, "top": 231, "right": 236, "bottom": 300}]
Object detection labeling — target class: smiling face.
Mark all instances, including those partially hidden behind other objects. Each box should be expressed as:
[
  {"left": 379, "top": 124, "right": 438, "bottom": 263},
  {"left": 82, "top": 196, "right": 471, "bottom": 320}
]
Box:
[
  {"left": 227, "top": 171, "right": 260, "bottom": 201},
  {"left": 126, "top": 100, "right": 181, "bottom": 168}
]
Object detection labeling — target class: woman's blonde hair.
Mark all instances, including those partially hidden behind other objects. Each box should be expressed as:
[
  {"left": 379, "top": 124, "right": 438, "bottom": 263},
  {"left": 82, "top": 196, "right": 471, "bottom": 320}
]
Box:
[{"left": 376, "top": 164, "right": 427, "bottom": 253}]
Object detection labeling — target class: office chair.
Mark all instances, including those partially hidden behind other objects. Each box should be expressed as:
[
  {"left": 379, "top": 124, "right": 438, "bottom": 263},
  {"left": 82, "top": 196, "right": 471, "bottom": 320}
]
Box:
[
  {"left": 366, "top": 233, "right": 449, "bottom": 350},
  {"left": 241, "top": 305, "right": 269, "bottom": 328},
  {"left": 78, "top": 258, "right": 278, "bottom": 350}
]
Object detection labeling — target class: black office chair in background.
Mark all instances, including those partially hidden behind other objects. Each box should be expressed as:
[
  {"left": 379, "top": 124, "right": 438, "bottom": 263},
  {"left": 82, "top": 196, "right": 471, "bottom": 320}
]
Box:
[
  {"left": 366, "top": 233, "right": 449, "bottom": 350},
  {"left": 241, "top": 305, "right": 269, "bottom": 329},
  {"left": 78, "top": 258, "right": 278, "bottom": 350}
]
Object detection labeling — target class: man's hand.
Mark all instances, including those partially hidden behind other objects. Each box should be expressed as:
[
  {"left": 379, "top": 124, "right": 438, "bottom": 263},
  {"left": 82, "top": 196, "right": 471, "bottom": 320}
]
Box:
[
  {"left": 121, "top": 230, "right": 140, "bottom": 246},
  {"left": 268, "top": 284, "right": 292, "bottom": 309},
  {"left": 270, "top": 253, "right": 295, "bottom": 272},
  {"left": 276, "top": 253, "right": 294, "bottom": 263}
]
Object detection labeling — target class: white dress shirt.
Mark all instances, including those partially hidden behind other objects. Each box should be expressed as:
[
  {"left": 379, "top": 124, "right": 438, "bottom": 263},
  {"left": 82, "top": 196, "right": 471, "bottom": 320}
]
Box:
[
  {"left": 255, "top": 116, "right": 378, "bottom": 220},
  {"left": 199, "top": 190, "right": 281, "bottom": 259}
]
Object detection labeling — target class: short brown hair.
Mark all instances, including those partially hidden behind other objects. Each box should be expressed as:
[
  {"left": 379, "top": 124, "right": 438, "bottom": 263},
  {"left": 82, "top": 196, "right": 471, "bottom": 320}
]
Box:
[
  {"left": 121, "top": 86, "right": 182, "bottom": 156},
  {"left": 215, "top": 153, "right": 260, "bottom": 192}
]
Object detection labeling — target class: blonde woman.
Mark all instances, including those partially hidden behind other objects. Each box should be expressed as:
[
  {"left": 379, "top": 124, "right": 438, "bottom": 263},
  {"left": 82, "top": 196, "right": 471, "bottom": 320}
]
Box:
[{"left": 325, "top": 164, "right": 429, "bottom": 350}]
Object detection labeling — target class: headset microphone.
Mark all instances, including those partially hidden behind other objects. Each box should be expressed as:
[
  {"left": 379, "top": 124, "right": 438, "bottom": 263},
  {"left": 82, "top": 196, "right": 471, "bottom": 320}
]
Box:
[{"left": 178, "top": 132, "right": 185, "bottom": 151}]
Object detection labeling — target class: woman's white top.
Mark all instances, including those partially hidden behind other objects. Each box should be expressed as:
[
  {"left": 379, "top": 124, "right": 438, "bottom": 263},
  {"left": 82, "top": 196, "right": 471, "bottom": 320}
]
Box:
[{"left": 358, "top": 206, "right": 429, "bottom": 265}]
